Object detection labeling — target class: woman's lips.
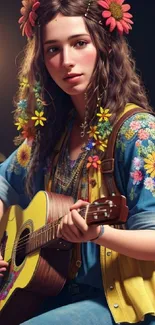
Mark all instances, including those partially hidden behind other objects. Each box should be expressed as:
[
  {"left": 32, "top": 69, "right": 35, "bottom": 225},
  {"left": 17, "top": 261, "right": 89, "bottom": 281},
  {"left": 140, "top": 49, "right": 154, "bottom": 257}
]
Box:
[{"left": 63, "top": 74, "right": 83, "bottom": 83}]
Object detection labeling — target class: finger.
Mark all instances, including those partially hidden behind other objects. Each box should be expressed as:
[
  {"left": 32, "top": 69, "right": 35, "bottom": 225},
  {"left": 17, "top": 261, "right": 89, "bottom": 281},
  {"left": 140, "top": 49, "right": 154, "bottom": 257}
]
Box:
[
  {"left": 57, "top": 214, "right": 83, "bottom": 241},
  {"left": 0, "top": 261, "right": 8, "bottom": 267},
  {"left": 67, "top": 213, "right": 83, "bottom": 238},
  {"left": 63, "top": 214, "right": 82, "bottom": 240},
  {"left": 59, "top": 214, "right": 68, "bottom": 232},
  {"left": 0, "top": 263, "right": 8, "bottom": 269},
  {"left": 57, "top": 214, "right": 68, "bottom": 238},
  {"left": 60, "top": 214, "right": 82, "bottom": 241},
  {"left": 71, "top": 209, "right": 88, "bottom": 233},
  {"left": 60, "top": 229, "right": 82, "bottom": 243},
  {"left": 0, "top": 267, "right": 7, "bottom": 273},
  {"left": 70, "top": 200, "right": 89, "bottom": 211}
]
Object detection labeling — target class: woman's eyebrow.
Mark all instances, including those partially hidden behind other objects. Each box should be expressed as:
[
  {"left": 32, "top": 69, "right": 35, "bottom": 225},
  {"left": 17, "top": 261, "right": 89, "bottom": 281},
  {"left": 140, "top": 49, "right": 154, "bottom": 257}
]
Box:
[{"left": 43, "top": 33, "right": 89, "bottom": 45}]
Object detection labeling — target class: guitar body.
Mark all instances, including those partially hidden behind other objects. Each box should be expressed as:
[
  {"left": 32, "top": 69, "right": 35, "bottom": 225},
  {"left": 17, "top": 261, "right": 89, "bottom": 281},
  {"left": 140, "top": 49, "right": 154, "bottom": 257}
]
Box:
[
  {"left": 0, "top": 190, "right": 128, "bottom": 324},
  {"left": 0, "top": 191, "right": 74, "bottom": 324}
]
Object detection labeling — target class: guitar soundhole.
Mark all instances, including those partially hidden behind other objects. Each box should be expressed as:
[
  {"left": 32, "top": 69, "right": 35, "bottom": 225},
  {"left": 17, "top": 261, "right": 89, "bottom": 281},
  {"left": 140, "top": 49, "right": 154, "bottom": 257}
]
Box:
[{"left": 15, "top": 228, "right": 30, "bottom": 266}]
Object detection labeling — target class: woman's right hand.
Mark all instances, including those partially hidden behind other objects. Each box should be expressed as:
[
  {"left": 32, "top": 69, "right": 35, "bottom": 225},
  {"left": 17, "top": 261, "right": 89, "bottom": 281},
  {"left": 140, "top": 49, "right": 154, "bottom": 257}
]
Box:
[{"left": 0, "top": 254, "right": 8, "bottom": 276}]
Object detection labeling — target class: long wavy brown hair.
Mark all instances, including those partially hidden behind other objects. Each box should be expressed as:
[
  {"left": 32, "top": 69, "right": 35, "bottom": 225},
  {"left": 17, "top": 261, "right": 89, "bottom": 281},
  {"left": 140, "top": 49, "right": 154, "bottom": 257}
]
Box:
[{"left": 15, "top": 0, "right": 151, "bottom": 197}]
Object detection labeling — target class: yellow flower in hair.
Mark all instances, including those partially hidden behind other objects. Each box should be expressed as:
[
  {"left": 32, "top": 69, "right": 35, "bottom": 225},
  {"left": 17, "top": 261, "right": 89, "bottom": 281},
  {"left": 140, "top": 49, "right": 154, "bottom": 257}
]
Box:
[
  {"left": 15, "top": 117, "right": 28, "bottom": 130},
  {"left": 17, "top": 143, "right": 31, "bottom": 167},
  {"left": 19, "top": 77, "right": 29, "bottom": 88},
  {"left": 31, "top": 110, "right": 47, "bottom": 126},
  {"left": 87, "top": 126, "right": 99, "bottom": 140},
  {"left": 97, "top": 107, "right": 112, "bottom": 122},
  {"left": 144, "top": 152, "right": 155, "bottom": 178}
]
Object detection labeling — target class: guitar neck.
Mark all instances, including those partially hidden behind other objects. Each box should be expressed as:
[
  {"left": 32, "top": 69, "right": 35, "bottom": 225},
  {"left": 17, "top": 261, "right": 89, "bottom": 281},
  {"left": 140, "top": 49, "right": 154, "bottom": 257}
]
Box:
[
  {"left": 26, "top": 222, "right": 60, "bottom": 254},
  {"left": 25, "top": 193, "right": 128, "bottom": 254},
  {"left": 26, "top": 203, "right": 94, "bottom": 254}
]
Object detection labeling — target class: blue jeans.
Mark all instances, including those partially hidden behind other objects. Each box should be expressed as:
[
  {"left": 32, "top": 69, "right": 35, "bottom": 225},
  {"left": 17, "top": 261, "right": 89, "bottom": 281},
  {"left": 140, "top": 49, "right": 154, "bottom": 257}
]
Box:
[{"left": 21, "top": 283, "right": 155, "bottom": 325}]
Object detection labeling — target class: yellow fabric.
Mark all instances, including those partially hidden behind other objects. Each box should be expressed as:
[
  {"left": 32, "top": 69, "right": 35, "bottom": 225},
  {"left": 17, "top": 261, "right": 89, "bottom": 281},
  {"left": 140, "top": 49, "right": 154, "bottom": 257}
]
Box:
[
  {"left": 93, "top": 103, "right": 155, "bottom": 323},
  {"left": 46, "top": 103, "right": 155, "bottom": 323}
]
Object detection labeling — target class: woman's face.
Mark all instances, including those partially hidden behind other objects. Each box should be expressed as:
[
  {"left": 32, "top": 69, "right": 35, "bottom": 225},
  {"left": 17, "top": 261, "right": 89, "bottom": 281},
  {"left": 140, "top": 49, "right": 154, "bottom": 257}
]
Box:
[{"left": 43, "top": 13, "right": 97, "bottom": 96}]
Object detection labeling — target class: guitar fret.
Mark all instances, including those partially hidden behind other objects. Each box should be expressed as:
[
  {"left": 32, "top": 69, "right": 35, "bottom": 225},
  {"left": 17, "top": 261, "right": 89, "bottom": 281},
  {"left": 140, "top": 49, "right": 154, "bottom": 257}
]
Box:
[
  {"left": 40, "top": 229, "right": 42, "bottom": 246},
  {"left": 32, "top": 232, "right": 36, "bottom": 251},
  {"left": 51, "top": 225, "right": 54, "bottom": 239},
  {"left": 47, "top": 228, "right": 49, "bottom": 242},
  {"left": 45, "top": 229, "right": 48, "bottom": 243},
  {"left": 35, "top": 232, "right": 38, "bottom": 249},
  {"left": 40, "top": 228, "right": 43, "bottom": 246},
  {"left": 42, "top": 228, "right": 46, "bottom": 245}
]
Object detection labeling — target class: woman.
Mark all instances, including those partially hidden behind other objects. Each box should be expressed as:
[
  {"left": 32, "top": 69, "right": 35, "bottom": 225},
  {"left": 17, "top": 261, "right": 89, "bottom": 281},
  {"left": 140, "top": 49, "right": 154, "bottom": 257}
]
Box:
[{"left": 0, "top": 0, "right": 155, "bottom": 324}]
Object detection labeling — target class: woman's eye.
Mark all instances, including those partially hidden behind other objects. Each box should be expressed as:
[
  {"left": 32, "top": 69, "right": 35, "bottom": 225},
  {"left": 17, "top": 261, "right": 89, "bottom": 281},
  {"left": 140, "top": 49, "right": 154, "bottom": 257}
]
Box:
[
  {"left": 47, "top": 47, "right": 59, "bottom": 54},
  {"left": 75, "top": 41, "right": 88, "bottom": 48}
]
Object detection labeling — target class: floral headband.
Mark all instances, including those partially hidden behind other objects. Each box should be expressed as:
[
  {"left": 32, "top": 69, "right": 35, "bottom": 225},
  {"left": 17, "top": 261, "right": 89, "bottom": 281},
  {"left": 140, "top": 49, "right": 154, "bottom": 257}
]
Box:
[
  {"left": 97, "top": 0, "right": 133, "bottom": 34},
  {"left": 18, "top": 0, "right": 133, "bottom": 38},
  {"left": 18, "top": 0, "right": 40, "bottom": 38}
]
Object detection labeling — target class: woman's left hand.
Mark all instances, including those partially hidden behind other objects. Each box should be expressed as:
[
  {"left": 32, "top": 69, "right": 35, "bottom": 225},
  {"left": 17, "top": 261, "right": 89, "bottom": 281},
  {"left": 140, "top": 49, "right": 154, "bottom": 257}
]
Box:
[{"left": 57, "top": 199, "right": 101, "bottom": 243}]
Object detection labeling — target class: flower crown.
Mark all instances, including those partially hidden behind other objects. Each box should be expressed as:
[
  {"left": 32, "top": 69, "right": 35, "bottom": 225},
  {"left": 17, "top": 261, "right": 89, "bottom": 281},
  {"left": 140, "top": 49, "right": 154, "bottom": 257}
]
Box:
[
  {"left": 18, "top": 0, "right": 40, "bottom": 38},
  {"left": 97, "top": 0, "right": 133, "bottom": 34},
  {"left": 18, "top": 0, "right": 133, "bottom": 38}
]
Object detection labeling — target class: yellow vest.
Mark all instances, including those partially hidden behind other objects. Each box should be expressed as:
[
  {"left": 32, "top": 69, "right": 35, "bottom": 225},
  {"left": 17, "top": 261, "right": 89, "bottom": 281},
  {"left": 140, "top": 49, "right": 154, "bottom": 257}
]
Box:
[
  {"left": 87, "top": 103, "right": 155, "bottom": 323},
  {"left": 46, "top": 103, "right": 155, "bottom": 323}
]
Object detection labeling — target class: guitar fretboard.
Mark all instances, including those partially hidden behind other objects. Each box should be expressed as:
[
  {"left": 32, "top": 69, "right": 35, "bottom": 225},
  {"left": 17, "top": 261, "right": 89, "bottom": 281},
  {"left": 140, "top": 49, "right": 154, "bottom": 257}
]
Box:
[{"left": 26, "top": 222, "right": 59, "bottom": 253}]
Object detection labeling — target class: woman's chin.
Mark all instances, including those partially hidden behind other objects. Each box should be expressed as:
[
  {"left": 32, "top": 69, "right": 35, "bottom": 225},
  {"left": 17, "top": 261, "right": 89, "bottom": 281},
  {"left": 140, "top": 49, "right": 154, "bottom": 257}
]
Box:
[{"left": 63, "top": 86, "right": 88, "bottom": 96}]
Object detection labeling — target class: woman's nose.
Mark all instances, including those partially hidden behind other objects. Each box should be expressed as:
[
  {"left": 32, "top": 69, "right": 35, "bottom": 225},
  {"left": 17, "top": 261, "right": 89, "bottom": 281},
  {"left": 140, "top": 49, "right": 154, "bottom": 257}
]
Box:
[{"left": 62, "top": 47, "right": 75, "bottom": 68}]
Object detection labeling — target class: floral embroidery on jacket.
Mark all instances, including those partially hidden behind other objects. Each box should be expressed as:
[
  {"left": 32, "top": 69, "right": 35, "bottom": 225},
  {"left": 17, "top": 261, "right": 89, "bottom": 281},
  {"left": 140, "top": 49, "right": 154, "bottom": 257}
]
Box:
[
  {"left": 8, "top": 141, "right": 32, "bottom": 175},
  {"left": 116, "top": 113, "right": 155, "bottom": 198}
]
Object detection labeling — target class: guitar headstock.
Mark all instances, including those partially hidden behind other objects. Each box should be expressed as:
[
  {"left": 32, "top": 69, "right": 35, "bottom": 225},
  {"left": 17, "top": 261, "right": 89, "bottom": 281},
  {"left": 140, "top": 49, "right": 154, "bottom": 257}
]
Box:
[{"left": 85, "top": 195, "right": 128, "bottom": 226}]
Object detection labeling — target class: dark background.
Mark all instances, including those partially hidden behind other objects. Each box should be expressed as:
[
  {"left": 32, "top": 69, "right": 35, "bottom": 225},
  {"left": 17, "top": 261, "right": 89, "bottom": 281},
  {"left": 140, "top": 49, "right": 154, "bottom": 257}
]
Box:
[{"left": 0, "top": 1, "right": 155, "bottom": 158}]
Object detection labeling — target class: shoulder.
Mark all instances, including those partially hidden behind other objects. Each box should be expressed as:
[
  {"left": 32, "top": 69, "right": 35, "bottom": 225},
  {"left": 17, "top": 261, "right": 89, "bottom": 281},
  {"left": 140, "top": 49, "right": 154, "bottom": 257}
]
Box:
[
  {"left": 0, "top": 140, "right": 33, "bottom": 208},
  {"left": 117, "top": 111, "right": 155, "bottom": 144},
  {"left": 0, "top": 139, "right": 32, "bottom": 178},
  {"left": 115, "top": 110, "right": 155, "bottom": 199}
]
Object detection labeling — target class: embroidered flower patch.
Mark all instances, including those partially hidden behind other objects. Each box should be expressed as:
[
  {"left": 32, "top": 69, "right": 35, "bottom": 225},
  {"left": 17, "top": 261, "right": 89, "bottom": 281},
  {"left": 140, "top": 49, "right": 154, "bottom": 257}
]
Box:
[
  {"left": 117, "top": 113, "right": 155, "bottom": 198},
  {"left": 8, "top": 141, "right": 32, "bottom": 175}
]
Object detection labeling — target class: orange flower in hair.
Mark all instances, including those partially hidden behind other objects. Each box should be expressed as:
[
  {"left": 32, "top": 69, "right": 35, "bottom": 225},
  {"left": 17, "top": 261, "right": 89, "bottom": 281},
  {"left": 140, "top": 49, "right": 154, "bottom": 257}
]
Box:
[
  {"left": 18, "top": 0, "right": 40, "bottom": 38},
  {"left": 98, "top": 0, "right": 133, "bottom": 34}
]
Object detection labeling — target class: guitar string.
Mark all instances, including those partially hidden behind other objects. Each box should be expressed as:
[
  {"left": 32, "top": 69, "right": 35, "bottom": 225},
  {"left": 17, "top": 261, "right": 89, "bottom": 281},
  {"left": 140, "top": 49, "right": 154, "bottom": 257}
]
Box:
[
  {"left": 1, "top": 204, "right": 90, "bottom": 256},
  {"left": 1, "top": 202, "right": 112, "bottom": 256},
  {"left": 10, "top": 206, "right": 108, "bottom": 255},
  {"left": 2, "top": 204, "right": 112, "bottom": 257}
]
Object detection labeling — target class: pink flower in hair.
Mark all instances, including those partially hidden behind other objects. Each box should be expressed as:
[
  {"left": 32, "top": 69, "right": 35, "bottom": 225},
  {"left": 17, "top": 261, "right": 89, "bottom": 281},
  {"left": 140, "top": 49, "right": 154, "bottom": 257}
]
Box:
[
  {"left": 98, "top": 0, "right": 133, "bottom": 34},
  {"left": 18, "top": 0, "right": 40, "bottom": 38}
]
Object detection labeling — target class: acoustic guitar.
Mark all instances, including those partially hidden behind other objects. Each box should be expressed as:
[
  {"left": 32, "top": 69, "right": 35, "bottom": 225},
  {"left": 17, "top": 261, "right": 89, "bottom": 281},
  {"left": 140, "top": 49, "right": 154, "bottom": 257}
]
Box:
[{"left": 0, "top": 191, "right": 128, "bottom": 324}]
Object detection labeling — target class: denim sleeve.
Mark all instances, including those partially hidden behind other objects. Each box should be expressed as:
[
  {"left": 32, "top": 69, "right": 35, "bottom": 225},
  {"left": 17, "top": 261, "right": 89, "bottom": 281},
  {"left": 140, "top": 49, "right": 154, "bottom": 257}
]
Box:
[
  {"left": 0, "top": 175, "right": 19, "bottom": 207},
  {"left": 114, "top": 112, "right": 155, "bottom": 230},
  {"left": 126, "top": 211, "right": 155, "bottom": 230},
  {"left": 0, "top": 142, "right": 31, "bottom": 208}
]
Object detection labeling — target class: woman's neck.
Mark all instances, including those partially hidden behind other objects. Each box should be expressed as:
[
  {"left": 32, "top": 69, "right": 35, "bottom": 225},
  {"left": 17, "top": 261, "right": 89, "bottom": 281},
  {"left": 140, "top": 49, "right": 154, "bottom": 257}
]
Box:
[{"left": 71, "top": 93, "right": 85, "bottom": 122}]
